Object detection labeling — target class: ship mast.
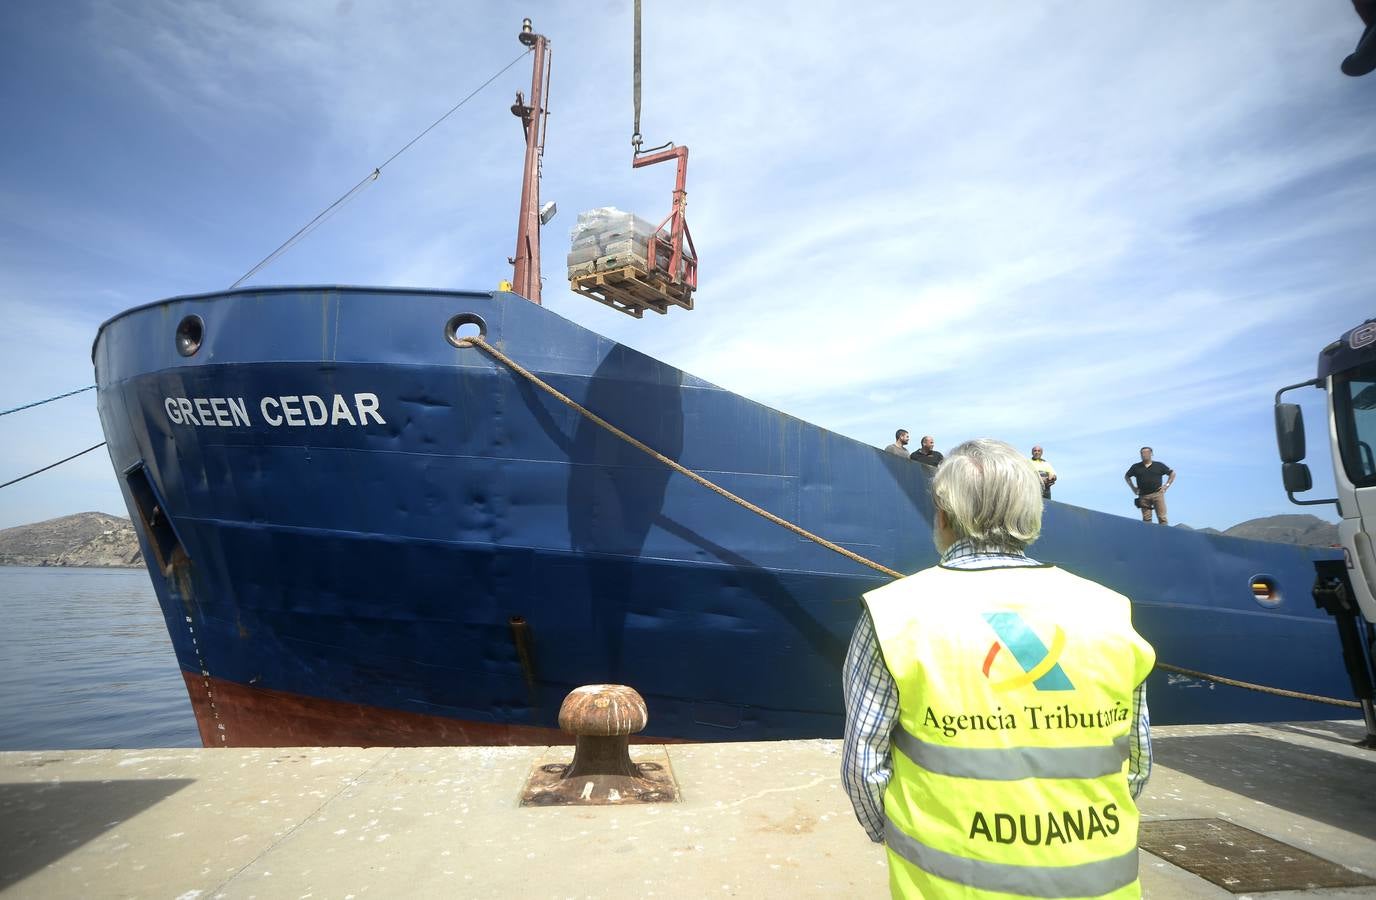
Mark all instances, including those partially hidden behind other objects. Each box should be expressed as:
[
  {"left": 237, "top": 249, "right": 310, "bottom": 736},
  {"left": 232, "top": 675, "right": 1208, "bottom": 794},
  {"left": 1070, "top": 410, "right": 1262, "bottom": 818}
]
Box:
[{"left": 510, "top": 18, "right": 550, "bottom": 304}]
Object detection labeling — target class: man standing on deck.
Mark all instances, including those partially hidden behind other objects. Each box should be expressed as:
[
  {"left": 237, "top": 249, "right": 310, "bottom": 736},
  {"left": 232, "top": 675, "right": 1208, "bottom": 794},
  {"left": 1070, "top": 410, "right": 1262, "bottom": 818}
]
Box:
[
  {"left": 1030, "top": 445, "right": 1057, "bottom": 500},
  {"left": 841, "top": 439, "right": 1155, "bottom": 898},
  {"left": 1125, "top": 447, "right": 1176, "bottom": 525},
  {"left": 885, "top": 429, "right": 911, "bottom": 457},
  {"left": 909, "top": 435, "right": 943, "bottom": 468}
]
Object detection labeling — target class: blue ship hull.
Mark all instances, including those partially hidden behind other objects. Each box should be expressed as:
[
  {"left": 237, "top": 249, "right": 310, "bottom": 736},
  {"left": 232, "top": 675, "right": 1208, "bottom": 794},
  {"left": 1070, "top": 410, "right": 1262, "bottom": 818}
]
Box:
[{"left": 92, "top": 287, "right": 1353, "bottom": 746}]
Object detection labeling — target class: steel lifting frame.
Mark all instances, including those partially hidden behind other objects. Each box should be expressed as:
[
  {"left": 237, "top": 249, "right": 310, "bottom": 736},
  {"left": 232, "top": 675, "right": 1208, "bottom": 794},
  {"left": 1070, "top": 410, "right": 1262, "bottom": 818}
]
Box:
[{"left": 632, "top": 145, "right": 697, "bottom": 292}]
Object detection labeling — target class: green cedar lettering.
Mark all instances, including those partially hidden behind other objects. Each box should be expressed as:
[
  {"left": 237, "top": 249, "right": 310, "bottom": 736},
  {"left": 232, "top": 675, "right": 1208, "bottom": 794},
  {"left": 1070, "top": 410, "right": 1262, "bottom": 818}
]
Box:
[
  {"left": 1104, "top": 803, "right": 1120, "bottom": 835},
  {"left": 969, "top": 811, "right": 993, "bottom": 841}
]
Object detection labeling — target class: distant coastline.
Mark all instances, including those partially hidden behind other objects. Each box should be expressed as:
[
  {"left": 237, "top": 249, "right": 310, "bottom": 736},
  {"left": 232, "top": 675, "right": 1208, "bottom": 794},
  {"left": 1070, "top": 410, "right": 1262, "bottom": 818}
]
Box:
[
  {"left": 0, "top": 509, "right": 1339, "bottom": 570},
  {"left": 1174, "top": 513, "right": 1338, "bottom": 548},
  {"left": 0, "top": 512, "right": 143, "bottom": 569}
]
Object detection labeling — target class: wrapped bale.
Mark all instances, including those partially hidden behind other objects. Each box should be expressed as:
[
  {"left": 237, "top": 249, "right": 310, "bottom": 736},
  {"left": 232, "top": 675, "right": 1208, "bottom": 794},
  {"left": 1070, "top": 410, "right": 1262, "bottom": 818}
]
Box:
[{"left": 567, "top": 207, "right": 692, "bottom": 282}]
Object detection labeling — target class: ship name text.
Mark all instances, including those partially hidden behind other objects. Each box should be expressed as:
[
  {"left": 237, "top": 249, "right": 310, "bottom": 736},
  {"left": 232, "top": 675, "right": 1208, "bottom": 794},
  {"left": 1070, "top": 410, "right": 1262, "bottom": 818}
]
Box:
[{"left": 163, "top": 393, "right": 387, "bottom": 428}]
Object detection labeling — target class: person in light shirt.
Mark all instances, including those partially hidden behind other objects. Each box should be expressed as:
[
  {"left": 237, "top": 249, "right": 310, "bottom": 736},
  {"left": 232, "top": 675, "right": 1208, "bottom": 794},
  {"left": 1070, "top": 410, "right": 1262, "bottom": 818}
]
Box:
[
  {"left": 841, "top": 439, "right": 1154, "bottom": 898},
  {"left": 885, "top": 429, "right": 911, "bottom": 457}
]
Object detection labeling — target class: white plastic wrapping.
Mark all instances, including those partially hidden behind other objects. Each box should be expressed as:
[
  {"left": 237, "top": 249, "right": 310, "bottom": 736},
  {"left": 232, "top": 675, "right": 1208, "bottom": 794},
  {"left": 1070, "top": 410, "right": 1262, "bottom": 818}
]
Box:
[{"left": 567, "top": 207, "right": 690, "bottom": 280}]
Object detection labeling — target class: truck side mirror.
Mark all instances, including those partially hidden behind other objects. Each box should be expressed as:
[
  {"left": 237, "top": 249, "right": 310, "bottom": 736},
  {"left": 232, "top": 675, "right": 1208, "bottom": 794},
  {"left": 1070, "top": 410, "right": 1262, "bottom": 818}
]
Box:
[
  {"left": 1275, "top": 403, "right": 1306, "bottom": 464},
  {"left": 1282, "top": 462, "right": 1312, "bottom": 494}
]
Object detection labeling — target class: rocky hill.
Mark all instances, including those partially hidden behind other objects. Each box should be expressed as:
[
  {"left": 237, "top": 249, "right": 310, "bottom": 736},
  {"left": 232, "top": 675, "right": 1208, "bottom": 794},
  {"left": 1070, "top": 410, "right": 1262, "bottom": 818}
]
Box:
[
  {"left": 0, "top": 512, "right": 143, "bottom": 568},
  {"left": 1179, "top": 514, "right": 1339, "bottom": 547},
  {"left": 1223, "top": 514, "right": 1340, "bottom": 547}
]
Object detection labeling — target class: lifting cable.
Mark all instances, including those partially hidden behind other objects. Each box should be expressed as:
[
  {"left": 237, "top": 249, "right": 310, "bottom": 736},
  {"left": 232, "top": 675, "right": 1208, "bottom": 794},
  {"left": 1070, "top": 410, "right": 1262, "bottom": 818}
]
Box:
[
  {"left": 457, "top": 334, "right": 1364, "bottom": 711},
  {"left": 229, "top": 47, "right": 534, "bottom": 289},
  {"left": 629, "top": 0, "right": 670, "bottom": 157},
  {"left": 632, "top": 0, "right": 642, "bottom": 153}
]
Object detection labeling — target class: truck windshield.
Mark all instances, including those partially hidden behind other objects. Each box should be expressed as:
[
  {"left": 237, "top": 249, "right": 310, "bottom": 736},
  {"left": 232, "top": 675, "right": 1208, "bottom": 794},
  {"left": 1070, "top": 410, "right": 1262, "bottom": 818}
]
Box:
[{"left": 1335, "top": 361, "right": 1376, "bottom": 488}]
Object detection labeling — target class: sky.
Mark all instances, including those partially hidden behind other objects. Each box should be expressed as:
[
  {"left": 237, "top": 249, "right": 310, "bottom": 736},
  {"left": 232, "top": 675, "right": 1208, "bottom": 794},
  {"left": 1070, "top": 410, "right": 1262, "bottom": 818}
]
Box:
[{"left": 0, "top": 0, "right": 1373, "bottom": 532}]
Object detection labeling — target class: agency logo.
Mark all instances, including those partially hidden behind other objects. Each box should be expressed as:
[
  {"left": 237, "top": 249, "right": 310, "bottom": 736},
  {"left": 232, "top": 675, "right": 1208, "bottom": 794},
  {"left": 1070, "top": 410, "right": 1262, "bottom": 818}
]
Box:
[{"left": 981, "top": 611, "right": 1074, "bottom": 692}]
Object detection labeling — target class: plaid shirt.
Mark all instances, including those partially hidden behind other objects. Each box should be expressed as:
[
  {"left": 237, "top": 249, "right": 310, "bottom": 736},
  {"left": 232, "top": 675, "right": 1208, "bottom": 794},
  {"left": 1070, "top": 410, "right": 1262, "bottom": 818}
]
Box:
[{"left": 840, "top": 539, "right": 1153, "bottom": 843}]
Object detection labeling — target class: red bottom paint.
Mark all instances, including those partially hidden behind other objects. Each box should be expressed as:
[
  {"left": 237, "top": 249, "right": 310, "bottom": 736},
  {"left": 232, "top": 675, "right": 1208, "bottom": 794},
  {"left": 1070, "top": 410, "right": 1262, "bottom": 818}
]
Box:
[{"left": 182, "top": 671, "right": 575, "bottom": 748}]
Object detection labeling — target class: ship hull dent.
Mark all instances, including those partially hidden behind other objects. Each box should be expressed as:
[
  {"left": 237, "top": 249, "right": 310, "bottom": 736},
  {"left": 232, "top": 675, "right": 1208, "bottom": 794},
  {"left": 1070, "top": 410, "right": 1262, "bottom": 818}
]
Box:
[{"left": 93, "top": 288, "right": 1355, "bottom": 747}]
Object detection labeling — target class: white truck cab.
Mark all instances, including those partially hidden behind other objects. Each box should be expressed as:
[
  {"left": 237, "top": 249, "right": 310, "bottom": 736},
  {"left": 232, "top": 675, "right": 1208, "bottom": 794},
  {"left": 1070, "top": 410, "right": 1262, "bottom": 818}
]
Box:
[{"left": 1276, "top": 318, "right": 1376, "bottom": 746}]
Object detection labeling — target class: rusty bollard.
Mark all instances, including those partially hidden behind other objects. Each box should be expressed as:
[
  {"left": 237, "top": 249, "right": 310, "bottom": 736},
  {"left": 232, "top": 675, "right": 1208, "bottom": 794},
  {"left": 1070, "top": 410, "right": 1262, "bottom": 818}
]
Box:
[
  {"left": 560, "top": 684, "right": 647, "bottom": 778},
  {"left": 519, "top": 684, "right": 678, "bottom": 806}
]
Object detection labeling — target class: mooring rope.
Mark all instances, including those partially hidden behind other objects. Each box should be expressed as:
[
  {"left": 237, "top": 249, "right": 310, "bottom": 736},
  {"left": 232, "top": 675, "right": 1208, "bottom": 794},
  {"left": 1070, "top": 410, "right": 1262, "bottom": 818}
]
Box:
[
  {"left": 458, "top": 334, "right": 1365, "bottom": 711},
  {"left": 0, "top": 388, "right": 103, "bottom": 489},
  {"left": 1154, "top": 662, "right": 1361, "bottom": 709},
  {"left": 458, "top": 335, "right": 901, "bottom": 579},
  {"left": 0, "top": 442, "right": 107, "bottom": 490},
  {"left": 0, "top": 384, "right": 96, "bottom": 417}
]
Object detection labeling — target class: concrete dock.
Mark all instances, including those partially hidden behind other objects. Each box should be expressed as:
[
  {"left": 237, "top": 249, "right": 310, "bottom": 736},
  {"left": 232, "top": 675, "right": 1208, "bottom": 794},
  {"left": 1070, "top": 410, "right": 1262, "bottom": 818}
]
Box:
[{"left": 2, "top": 721, "right": 1373, "bottom": 898}]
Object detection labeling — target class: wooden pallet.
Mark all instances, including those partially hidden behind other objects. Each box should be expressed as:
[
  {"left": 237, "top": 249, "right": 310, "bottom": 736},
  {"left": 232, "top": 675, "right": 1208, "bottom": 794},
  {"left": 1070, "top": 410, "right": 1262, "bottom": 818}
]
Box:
[{"left": 569, "top": 266, "right": 694, "bottom": 319}]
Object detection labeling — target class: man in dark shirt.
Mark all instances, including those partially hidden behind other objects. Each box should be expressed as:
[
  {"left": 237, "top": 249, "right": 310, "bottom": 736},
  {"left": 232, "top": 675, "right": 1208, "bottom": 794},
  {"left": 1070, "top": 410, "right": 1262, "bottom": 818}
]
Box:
[
  {"left": 910, "top": 435, "right": 944, "bottom": 468},
  {"left": 1124, "top": 446, "right": 1176, "bottom": 525}
]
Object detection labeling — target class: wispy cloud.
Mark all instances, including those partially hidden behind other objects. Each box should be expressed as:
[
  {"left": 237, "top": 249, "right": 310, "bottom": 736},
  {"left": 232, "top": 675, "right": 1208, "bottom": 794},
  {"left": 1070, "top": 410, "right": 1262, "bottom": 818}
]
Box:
[{"left": 0, "top": 1, "right": 1371, "bottom": 529}]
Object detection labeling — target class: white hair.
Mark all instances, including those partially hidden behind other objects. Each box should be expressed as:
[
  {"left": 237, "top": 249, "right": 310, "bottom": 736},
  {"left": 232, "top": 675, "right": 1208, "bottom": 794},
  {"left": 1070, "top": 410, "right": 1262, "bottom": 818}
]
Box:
[{"left": 931, "top": 439, "right": 1043, "bottom": 552}]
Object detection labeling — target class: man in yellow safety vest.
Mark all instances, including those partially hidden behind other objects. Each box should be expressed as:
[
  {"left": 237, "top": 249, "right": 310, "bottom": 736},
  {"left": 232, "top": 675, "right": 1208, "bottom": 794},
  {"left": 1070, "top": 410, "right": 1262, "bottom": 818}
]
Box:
[{"left": 841, "top": 438, "right": 1156, "bottom": 898}]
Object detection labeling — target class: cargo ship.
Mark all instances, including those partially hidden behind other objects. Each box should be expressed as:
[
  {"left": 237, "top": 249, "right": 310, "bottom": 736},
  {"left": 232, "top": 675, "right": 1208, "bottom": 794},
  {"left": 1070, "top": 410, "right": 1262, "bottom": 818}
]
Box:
[{"left": 92, "top": 21, "right": 1355, "bottom": 747}]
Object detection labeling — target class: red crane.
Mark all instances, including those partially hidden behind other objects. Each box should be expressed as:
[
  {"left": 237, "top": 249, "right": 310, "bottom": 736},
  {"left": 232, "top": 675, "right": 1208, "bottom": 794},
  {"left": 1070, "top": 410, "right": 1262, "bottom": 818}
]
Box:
[
  {"left": 510, "top": 11, "right": 697, "bottom": 317},
  {"left": 509, "top": 18, "right": 551, "bottom": 304}
]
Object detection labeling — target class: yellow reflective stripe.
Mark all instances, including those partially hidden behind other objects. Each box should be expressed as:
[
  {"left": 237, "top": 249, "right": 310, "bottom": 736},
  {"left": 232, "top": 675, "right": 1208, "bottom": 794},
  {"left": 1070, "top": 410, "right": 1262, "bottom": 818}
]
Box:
[
  {"left": 989, "top": 624, "right": 1067, "bottom": 692},
  {"left": 885, "top": 814, "right": 1139, "bottom": 898},
  {"left": 892, "top": 722, "right": 1130, "bottom": 781}
]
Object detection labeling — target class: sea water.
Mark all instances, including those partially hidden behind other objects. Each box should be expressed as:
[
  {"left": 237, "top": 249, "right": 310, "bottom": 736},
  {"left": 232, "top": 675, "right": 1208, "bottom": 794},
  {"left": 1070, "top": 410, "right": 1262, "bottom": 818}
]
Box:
[{"left": 0, "top": 566, "right": 198, "bottom": 749}]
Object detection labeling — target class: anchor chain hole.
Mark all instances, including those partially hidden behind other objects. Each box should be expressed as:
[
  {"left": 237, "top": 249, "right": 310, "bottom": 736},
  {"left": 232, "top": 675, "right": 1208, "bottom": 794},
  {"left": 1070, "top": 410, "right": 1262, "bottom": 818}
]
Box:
[
  {"left": 445, "top": 313, "right": 487, "bottom": 347},
  {"left": 1250, "top": 574, "right": 1282, "bottom": 608},
  {"left": 176, "top": 315, "right": 204, "bottom": 357}
]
